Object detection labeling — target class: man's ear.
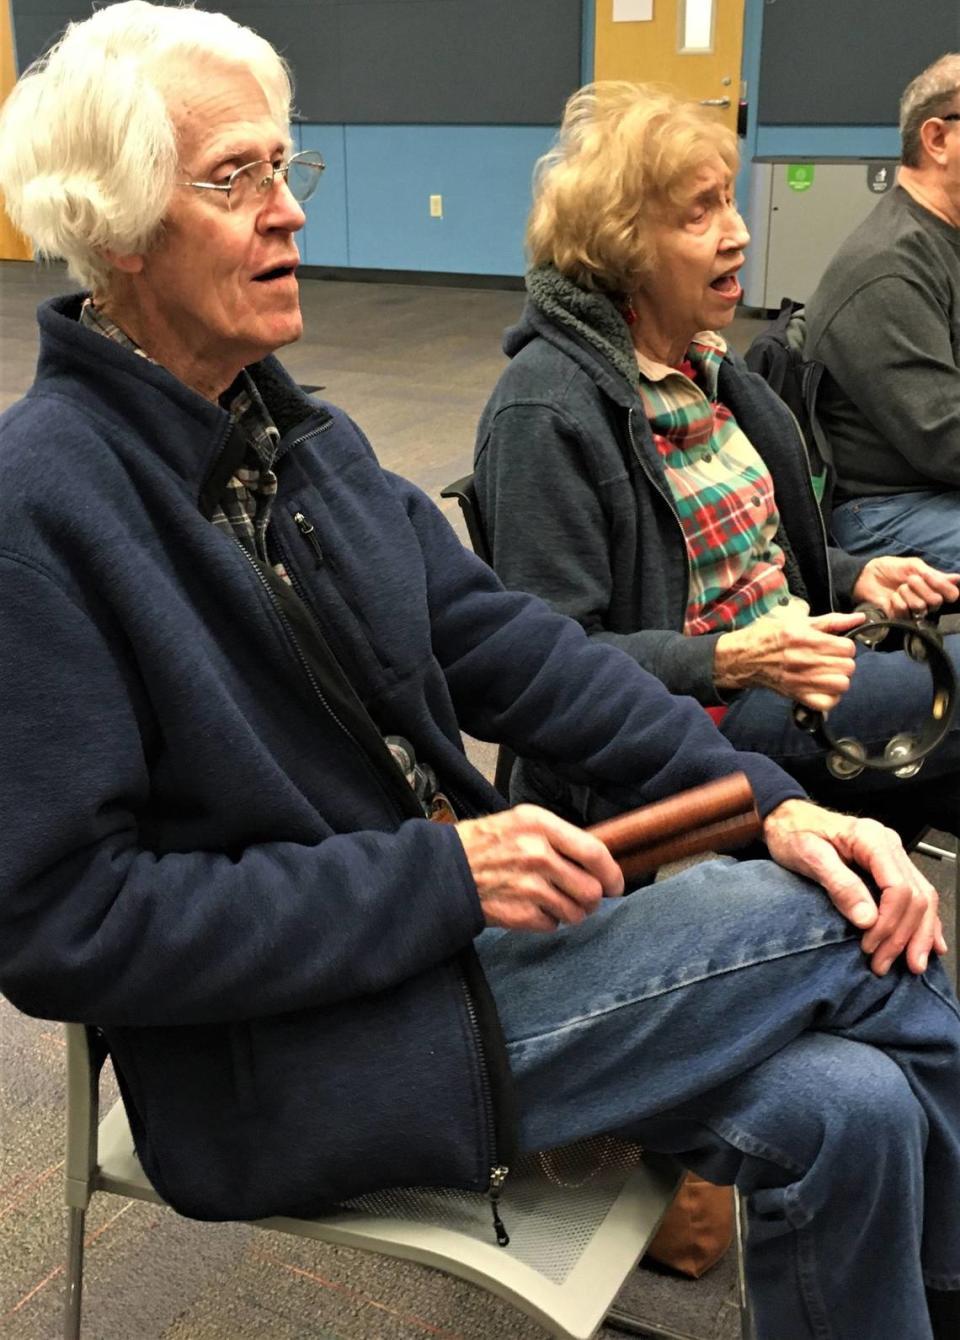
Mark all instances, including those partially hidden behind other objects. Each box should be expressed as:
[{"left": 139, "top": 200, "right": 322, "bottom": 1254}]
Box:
[
  {"left": 919, "top": 116, "right": 952, "bottom": 167},
  {"left": 101, "top": 249, "right": 146, "bottom": 275}
]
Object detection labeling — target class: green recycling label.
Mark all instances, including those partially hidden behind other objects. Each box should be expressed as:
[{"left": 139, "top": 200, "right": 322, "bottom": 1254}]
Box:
[{"left": 786, "top": 164, "right": 815, "bottom": 193}]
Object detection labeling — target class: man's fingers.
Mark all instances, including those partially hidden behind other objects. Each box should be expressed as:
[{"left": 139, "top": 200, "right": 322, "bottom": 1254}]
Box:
[
  {"left": 512, "top": 805, "right": 624, "bottom": 898},
  {"left": 457, "top": 805, "right": 625, "bottom": 933}
]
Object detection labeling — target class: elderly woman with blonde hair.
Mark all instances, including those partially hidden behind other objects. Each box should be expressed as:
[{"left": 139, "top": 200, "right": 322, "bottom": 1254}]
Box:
[{"left": 475, "top": 81, "right": 960, "bottom": 839}]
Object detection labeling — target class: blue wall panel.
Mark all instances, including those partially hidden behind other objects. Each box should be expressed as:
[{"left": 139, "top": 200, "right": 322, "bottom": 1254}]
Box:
[
  {"left": 344, "top": 125, "right": 557, "bottom": 275},
  {"left": 298, "top": 125, "right": 350, "bottom": 267},
  {"left": 755, "top": 126, "right": 901, "bottom": 161}
]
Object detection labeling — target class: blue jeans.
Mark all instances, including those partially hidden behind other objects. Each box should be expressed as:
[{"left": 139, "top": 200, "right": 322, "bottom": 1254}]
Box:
[
  {"left": 477, "top": 858, "right": 960, "bottom": 1340},
  {"left": 720, "top": 634, "right": 960, "bottom": 836},
  {"left": 831, "top": 490, "right": 960, "bottom": 573}
]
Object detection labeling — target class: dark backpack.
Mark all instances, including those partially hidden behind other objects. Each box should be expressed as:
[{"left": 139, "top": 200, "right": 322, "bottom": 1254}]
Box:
[{"left": 744, "top": 298, "right": 834, "bottom": 512}]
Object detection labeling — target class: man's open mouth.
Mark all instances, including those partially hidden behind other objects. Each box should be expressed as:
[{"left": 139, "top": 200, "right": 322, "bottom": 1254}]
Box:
[{"left": 253, "top": 265, "right": 297, "bottom": 283}]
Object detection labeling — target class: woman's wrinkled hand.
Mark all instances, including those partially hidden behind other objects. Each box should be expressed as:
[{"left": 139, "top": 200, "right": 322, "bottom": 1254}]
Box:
[
  {"left": 852, "top": 555, "right": 960, "bottom": 619},
  {"left": 456, "top": 804, "right": 624, "bottom": 932},
  {"left": 714, "top": 611, "right": 864, "bottom": 710},
  {"left": 763, "top": 798, "right": 946, "bottom": 975}
]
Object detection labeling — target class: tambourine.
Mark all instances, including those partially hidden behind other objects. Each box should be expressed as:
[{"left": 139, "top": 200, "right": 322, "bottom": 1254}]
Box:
[{"left": 791, "top": 615, "right": 957, "bottom": 780}]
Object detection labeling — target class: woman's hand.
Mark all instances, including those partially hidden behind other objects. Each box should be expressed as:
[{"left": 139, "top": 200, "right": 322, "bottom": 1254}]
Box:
[
  {"left": 714, "top": 611, "right": 864, "bottom": 710},
  {"left": 456, "top": 804, "right": 624, "bottom": 932},
  {"left": 763, "top": 799, "right": 946, "bottom": 975},
  {"left": 852, "top": 556, "right": 960, "bottom": 619}
]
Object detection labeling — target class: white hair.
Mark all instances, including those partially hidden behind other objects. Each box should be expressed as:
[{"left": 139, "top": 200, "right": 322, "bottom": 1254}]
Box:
[
  {"left": 0, "top": 1, "right": 293, "bottom": 292},
  {"left": 899, "top": 52, "right": 960, "bottom": 167}
]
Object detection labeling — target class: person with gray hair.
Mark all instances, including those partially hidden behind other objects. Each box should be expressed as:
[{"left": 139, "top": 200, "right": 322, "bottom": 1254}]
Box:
[
  {"left": 1, "top": 8, "right": 959, "bottom": 1339},
  {"left": 805, "top": 52, "right": 960, "bottom": 573}
]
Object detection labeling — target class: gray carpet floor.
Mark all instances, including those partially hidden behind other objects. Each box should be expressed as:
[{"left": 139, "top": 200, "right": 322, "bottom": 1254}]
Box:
[{"left": 0, "top": 259, "right": 956, "bottom": 1340}]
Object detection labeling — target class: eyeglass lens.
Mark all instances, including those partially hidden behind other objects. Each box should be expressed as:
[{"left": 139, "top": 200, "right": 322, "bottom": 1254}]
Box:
[
  {"left": 233, "top": 153, "right": 324, "bottom": 206},
  {"left": 285, "top": 155, "right": 324, "bottom": 202}
]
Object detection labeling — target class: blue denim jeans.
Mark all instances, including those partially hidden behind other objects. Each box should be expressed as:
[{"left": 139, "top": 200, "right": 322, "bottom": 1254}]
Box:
[
  {"left": 719, "top": 635, "right": 960, "bottom": 836},
  {"left": 831, "top": 490, "right": 960, "bottom": 573},
  {"left": 477, "top": 858, "right": 960, "bottom": 1340}
]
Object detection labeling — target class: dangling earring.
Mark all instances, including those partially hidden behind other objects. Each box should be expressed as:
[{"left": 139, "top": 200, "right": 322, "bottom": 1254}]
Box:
[{"left": 621, "top": 302, "right": 637, "bottom": 326}]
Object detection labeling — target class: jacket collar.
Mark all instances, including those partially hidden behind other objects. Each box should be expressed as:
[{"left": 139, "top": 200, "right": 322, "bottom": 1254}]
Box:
[
  {"left": 504, "top": 271, "right": 641, "bottom": 411},
  {"left": 34, "top": 293, "right": 328, "bottom": 498}
]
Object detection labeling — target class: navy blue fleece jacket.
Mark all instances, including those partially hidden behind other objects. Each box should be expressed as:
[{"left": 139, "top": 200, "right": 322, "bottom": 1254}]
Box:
[{"left": 0, "top": 295, "right": 802, "bottom": 1221}]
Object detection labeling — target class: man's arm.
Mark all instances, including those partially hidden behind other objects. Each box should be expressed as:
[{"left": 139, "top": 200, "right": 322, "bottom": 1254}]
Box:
[
  {"left": 815, "top": 275, "right": 960, "bottom": 487},
  {"left": 399, "top": 472, "right": 804, "bottom": 819}
]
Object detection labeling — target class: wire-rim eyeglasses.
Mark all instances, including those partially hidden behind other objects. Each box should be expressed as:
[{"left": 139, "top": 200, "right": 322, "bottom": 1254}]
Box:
[{"left": 183, "top": 150, "right": 325, "bottom": 208}]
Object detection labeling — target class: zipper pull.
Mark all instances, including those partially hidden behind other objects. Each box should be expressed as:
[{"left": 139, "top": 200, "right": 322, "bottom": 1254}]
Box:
[
  {"left": 293, "top": 511, "right": 324, "bottom": 566},
  {"left": 488, "top": 1164, "right": 510, "bottom": 1247}
]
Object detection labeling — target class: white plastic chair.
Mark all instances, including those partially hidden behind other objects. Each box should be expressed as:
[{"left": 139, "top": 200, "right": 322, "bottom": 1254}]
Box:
[{"left": 62, "top": 1022, "right": 709, "bottom": 1340}]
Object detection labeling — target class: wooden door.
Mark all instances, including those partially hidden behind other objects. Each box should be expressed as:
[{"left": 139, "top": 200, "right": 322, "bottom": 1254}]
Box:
[
  {"left": 1, "top": 0, "right": 32, "bottom": 261},
  {"left": 594, "top": 0, "right": 746, "bottom": 137}
]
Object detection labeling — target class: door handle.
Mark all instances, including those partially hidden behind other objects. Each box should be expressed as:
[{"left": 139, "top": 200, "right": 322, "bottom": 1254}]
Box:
[{"left": 699, "top": 97, "right": 731, "bottom": 108}]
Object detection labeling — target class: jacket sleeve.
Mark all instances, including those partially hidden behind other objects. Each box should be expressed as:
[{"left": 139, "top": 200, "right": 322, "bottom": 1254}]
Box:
[
  {"left": 814, "top": 274, "right": 960, "bottom": 488},
  {"left": 397, "top": 476, "right": 805, "bottom": 820},
  {"left": 0, "top": 553, "right": 483, "bottom": 1027},
  {"left": 827, "top": 544, "right": 868, "bottom": 608},
  {"left": 474, "top": 401, "right": 723, "bottom": 703}
]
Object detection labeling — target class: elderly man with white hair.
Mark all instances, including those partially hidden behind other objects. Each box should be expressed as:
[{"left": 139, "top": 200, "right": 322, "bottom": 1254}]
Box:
[
  {"left": 0, "top": 6, "right": 959, "bottom": 1339},
  {"left": 806, "top": 53, "right": 960, "bottom": 573}
]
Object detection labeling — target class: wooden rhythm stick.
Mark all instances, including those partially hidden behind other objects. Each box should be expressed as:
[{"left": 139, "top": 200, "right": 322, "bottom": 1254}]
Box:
[{"left": 587, "top": 772, "right": 761, "bottom": 881}]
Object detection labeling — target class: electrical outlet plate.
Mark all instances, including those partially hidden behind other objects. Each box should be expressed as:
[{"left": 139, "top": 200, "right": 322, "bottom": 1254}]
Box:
[{"left": 429, "top": 194, "right": 443, "bottom": 218}]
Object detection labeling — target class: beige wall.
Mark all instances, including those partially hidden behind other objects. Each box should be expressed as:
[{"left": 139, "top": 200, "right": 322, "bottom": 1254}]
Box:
[{"left": 0, "top": 0, "right": 32, "bottom": 261}]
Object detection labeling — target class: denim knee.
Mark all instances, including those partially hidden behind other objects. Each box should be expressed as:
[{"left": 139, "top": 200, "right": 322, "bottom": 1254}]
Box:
[{"left": 736, "top": 1040, "right": 927, "bottom": 1232}]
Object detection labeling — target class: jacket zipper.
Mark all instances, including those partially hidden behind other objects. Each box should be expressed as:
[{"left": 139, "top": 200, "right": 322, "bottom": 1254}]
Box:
[
  {"left": 460, "top": 976, "right": 510, "bottom": 1245},
  {"left": 289, "top": 508, "right": 479, "bottom": 823},
  {"left": 259, "top": 473, "right": 507, "bottom": 1217},
  {"left": 626, "top": 407, "right": 691, "bottom": 627},
  {"left": 293, "top": 511, "right": 325, "bottom": 566},
  {"left": 237, "top": 546, "right": 364, "bottom": 755}
]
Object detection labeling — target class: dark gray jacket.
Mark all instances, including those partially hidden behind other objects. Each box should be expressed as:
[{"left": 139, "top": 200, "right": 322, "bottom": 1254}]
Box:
[{"left": 475, "top": 296, "right": 865, "bottom": 710}]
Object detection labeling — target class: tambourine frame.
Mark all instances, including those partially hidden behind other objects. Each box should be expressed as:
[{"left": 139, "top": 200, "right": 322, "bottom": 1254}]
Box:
[{"left": 791, "top": 617, "right": 957, "bottom": 779}]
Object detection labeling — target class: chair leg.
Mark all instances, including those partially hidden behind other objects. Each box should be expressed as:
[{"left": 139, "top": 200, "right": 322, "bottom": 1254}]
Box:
[
  {"left": 63, "top": 1206, "right": 85, "bottom": 1340},
  {"left": 605, "top": 1191, "right": 754, "bottom": 1340},
  {"left": 734, "top": 1190, "right": 754, "bottom": 1340}
]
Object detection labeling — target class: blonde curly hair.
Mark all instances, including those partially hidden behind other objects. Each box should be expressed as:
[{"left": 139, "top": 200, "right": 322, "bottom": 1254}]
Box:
[{"left": 527, "top": 81, "right": 738, "bottom": 295}]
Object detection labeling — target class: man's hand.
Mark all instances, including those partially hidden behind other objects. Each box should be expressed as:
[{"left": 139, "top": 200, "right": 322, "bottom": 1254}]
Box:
[
  {"left": 763, "top": 798, "right": 946, "bottom": 975},
  {"left": 456, "top": 804, "right": 624, "bottom": 932},
  {"left": 714, "top": 611, "right": 864, "bottom": 710},
  {"left": 853, "top": 555, "right": 960, "bottom": 619}
]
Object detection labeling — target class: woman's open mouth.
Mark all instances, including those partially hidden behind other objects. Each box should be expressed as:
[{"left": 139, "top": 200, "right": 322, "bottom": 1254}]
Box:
[{"left": 709, "top": 271, "right": 742, "bottom": 300}]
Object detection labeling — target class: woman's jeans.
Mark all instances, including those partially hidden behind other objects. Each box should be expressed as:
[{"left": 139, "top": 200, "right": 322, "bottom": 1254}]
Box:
[
  {"left": 720, "top": 633, "right": 960, "bottom": 835},
  {"left": 477, "top": 858, "right": 960, "bottom": 1340},
  {"left": 831, "top": 489, "right": 960, "bottom": 574}
]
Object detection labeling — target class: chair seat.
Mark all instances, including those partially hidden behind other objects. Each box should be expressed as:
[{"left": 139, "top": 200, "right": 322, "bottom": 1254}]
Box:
[{"left": 91, "top": 1097, "right": 680, "bottom": 1340}]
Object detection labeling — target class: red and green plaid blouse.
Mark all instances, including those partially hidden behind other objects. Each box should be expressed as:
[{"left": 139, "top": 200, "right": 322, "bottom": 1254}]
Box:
[{"left": 636, "top": 333, "right": 806, "bottom": 635}]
